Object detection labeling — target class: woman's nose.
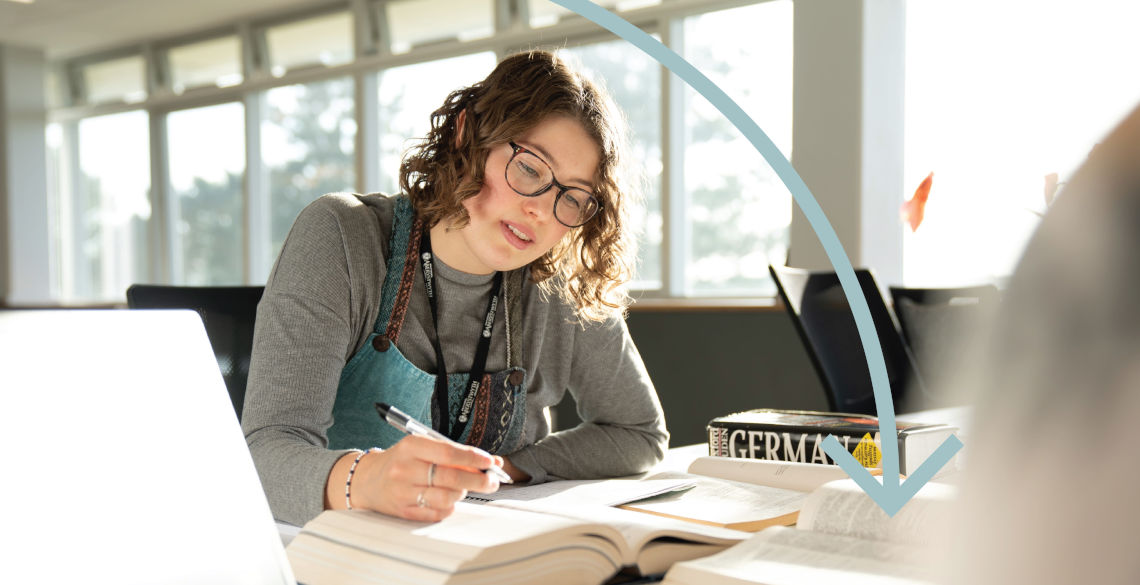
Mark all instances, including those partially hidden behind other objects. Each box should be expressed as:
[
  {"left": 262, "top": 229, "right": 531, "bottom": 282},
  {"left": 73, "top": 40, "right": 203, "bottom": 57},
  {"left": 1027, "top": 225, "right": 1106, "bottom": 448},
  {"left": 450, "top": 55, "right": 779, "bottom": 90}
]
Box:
[{"left": 520, "top": 187, "right": 556, "bottom": 219}]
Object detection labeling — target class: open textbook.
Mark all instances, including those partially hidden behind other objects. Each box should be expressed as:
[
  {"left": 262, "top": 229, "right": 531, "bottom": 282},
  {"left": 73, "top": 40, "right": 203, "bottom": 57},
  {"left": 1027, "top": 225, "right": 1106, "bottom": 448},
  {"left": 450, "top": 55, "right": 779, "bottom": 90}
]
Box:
[
  {"left": 286, "top": 457, "right": 941, "bottom": 584},
  {"left": 470, "top": 472, "right": 811, "bottom": 532},
  {"left": 660, "top": 478, "right": 956, "bottom": 585},
  {"left": 285, "top": 460, "right": 838, "bottom": 584},
  {"left": 285, "top": 496, "right": 749, "bottom": 585}
]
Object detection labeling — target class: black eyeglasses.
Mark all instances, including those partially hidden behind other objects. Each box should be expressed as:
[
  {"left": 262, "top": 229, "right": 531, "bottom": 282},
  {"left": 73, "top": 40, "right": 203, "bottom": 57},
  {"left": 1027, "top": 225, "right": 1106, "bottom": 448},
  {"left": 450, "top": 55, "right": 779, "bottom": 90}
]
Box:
[{"left": 504, "top": 141, "right": 601, "bottom": 228}]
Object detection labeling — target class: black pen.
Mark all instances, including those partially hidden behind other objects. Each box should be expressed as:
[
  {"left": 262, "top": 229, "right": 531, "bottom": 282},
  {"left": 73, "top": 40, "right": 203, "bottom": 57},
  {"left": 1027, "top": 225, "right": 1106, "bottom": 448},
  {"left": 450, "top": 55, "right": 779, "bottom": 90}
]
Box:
[{"left": 374, "top": 402, "right": 513, "bottom": 483}]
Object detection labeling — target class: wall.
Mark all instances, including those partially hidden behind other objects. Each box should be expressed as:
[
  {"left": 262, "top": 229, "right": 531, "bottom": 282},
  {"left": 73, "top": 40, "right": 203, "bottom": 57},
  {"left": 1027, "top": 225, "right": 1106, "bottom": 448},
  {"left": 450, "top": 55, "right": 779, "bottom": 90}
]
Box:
[
  {"left": 0, "top": 45, "right": 50, "bottom": 305},
  {"left": 553, "top": 307, "right": 828, "bottom": 448},
  {"left": 789, "top": 0, "right": 905, "bottom": 285}
]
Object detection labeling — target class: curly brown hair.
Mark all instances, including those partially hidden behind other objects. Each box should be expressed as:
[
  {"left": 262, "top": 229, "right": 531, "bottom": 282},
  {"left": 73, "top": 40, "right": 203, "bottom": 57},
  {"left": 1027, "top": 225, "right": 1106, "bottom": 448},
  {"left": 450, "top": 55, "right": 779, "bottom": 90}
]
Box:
[{"left": 400, "top": 50, "right": 637, "bottom": 322}]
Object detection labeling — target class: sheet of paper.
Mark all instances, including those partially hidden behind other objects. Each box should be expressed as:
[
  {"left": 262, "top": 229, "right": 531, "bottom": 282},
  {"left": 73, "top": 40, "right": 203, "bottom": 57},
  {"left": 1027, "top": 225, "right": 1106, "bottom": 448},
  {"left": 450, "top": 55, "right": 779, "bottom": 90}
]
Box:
[
  {"left": 621, "top": 471, "right": 806, "bottom": 530},
  {"left": 687, "top": 456, "right": 858, "bottom": 493},
  {"left": 464, "top": 477, "right": 696, "bottom": 507}
]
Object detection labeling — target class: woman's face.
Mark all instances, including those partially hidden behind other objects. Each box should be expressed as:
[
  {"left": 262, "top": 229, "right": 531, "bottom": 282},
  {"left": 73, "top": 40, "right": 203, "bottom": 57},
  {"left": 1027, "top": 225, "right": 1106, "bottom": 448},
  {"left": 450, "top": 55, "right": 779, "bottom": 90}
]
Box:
[{"left": 431, "top": 115, "right": 600, "bottom": 275}]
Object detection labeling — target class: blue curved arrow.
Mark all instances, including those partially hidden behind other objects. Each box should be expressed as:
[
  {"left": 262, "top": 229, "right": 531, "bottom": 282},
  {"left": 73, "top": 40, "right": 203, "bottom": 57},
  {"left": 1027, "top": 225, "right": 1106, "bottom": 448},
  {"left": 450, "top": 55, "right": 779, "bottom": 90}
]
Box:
[{"left": 555, "top": 0, "right": 963, "bottom": 516}]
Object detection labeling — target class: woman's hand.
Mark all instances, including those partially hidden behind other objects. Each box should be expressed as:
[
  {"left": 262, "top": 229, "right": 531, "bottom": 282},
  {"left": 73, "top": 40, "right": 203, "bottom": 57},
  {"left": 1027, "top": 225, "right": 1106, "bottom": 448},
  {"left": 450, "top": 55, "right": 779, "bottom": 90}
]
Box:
[
  {"left": 326, "top": 435, "right": 502, "bottom": 522},
  {"left": 500, "top": 456, "right": 531, "bottom": 483}
]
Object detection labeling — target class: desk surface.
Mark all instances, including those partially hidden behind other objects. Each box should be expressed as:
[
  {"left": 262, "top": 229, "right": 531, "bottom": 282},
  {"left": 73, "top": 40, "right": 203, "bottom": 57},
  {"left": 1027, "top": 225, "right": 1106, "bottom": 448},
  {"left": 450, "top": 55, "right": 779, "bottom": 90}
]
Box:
[
  {"left": 277, "top": 406, "right": 969, "bottom": 541},
  {"left": 276, "top": 406, "right": 968, "bottom": 554}
]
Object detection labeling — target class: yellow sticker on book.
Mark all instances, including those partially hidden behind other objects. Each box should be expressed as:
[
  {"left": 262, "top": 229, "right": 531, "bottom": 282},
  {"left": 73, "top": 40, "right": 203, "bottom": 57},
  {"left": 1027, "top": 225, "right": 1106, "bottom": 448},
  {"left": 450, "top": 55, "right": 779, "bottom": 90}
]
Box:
[{"left": 851, "top": 433, "right": 882, "bottom": 468}]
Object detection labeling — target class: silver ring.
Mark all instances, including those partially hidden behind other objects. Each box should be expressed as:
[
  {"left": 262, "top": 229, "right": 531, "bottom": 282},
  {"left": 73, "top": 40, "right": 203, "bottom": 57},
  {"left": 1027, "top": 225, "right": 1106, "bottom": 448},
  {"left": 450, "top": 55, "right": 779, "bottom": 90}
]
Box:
[
  {"left": 416, "top": 490, "right": 427, "bottom": 508},
  {"left": 427, "top": 463, "right": 436, "bottom": 488}
]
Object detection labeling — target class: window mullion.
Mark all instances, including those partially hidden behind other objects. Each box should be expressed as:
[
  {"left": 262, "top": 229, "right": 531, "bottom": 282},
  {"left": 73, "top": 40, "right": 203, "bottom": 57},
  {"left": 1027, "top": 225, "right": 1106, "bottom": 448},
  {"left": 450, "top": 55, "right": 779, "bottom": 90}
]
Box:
[
  {"left": 663, "top": 17, "right": 687, "bottom": 297},
  {"left": 375, "top": 0, "right": 393, "bottom": 58},
  {"left": 150, "top": 111, "right": 173, "bottom": 284},
  {"left": 353, "top": 0, "right": 380, "bottom": 193},
  {"left": 61, "top": 122, "right": 81, "bottom": 298},
  {"left": 245, "top": 93, "right": 266, "bottom": 284}
]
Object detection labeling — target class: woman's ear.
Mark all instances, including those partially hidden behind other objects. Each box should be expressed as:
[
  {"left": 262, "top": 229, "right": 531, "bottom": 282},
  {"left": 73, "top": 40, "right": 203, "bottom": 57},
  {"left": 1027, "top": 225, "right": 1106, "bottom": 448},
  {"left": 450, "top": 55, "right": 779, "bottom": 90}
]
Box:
[{"left": 455, "top": 109, "right": 467, "bottom": 148}]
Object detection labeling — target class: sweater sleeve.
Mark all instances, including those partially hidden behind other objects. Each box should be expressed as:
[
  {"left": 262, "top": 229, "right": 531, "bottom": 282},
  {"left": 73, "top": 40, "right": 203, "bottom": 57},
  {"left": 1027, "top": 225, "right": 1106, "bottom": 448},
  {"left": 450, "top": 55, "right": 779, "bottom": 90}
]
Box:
[
  {"left": 241, "top": 193, "right": 384, "bottom": 526},
  {"left": 508, "top": 312, "right": 669, "bottom": 483}
]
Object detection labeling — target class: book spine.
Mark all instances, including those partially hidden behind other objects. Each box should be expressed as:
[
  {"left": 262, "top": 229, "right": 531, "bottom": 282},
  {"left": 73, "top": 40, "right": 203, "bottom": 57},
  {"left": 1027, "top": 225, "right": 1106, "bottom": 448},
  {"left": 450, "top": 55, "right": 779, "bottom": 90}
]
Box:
[{"left": 707, "top": 424, "right": 896, "bottom": 467}]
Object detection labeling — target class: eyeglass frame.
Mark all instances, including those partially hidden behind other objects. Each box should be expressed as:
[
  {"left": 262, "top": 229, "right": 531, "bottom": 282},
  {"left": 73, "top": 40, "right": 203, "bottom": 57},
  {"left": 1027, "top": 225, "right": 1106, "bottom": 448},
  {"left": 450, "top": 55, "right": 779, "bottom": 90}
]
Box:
[{"left": 504, "top": 141, "right": 602, "bottom": 228}]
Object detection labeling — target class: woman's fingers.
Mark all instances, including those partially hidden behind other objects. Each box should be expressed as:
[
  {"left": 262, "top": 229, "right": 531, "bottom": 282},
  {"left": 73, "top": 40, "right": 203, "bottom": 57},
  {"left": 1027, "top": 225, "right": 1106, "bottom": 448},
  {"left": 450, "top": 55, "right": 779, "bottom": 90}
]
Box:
[
  {"left": 400, "top": 435, "right": 498, "bottom": 471},
  {"left": 390, "top": 436, "right": 500, "bottom": 492},
  {"left": 347, "top": 435, "right": 502, "bottom": 521},
  {"left": 423, "top": 460, "right": 498, "bottom": 493},
  {"left": 397, "top": 484, "right": 469, "bottom": 522}
]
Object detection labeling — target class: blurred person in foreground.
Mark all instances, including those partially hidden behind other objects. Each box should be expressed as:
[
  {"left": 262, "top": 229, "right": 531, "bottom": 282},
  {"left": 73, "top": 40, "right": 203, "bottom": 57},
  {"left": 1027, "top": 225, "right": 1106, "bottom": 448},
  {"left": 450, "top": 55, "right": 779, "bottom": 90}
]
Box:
[{"left": 945, "top": 103, "right": 1140, "bottom": 583}]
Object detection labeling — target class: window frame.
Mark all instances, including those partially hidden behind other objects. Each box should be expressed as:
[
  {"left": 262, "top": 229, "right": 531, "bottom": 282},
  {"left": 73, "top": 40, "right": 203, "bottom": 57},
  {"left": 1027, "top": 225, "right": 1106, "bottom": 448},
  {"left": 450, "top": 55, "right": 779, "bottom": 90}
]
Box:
[{"left": 43, "top": 0, "right": 826, "bottom": 304}]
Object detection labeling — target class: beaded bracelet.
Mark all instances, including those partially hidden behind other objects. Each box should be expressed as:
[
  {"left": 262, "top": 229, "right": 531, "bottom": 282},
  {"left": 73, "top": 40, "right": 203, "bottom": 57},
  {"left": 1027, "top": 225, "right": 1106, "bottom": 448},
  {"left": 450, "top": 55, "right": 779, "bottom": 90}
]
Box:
[{"left": 345, "top": 448, "right": 380, "bottom": 510}]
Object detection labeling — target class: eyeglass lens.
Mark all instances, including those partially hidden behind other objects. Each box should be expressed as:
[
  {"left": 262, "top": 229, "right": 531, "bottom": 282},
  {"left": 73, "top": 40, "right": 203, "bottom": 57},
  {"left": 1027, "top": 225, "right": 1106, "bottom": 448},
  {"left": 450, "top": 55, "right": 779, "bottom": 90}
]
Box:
[{"left": 506, "top": 150, "right": 598, "bottom": 227}]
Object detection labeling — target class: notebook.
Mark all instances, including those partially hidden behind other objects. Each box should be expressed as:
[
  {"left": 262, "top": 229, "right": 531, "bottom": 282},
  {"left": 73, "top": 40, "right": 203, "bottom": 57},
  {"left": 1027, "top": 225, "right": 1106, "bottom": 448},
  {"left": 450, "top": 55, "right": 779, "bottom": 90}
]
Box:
[{"left": 0, "top": 309, "right": 295, "bottom": 585}]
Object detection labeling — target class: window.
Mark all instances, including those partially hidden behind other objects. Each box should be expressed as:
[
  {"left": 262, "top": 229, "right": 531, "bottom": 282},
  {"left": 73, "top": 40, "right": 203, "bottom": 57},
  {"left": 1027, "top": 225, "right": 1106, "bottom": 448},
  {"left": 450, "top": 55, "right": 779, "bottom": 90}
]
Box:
[
  {"left": 386, "top": 0, "right": 494, "bottom": 53},
  {"left": 262, "top": 77, "right": 356, "bottom": 271},
  {"left": 265, "top": 11, "right": 354, "bottom": 76},
  {"left": 561, "top": 40, "right": 663, "bottom": 288},
  {"left": 167, "top": 103, "right": 246, "bottom": 285},
  {"left": 60, "top": 112, "right": 151, "bottom": 301},
  {"left": 903, "top": 0, "right": 1140, "bottom": 286},
  {"left": 168, "top": 36, "right": 243, "bottom": 93},
  {"left": 40, "top": 0, "right": 805, "bottom": 303},
  {"left": 81, "top": 55, "right": 147, "bottom": 105},
  {"left": 376, "top": 52, "right": 497, "bottom": 195},
  {"left": 680, "top": 1, "right": 793, "bottom": 296},
  {"left": 527, "top": 0, "right": 661, "bottom": 28}
]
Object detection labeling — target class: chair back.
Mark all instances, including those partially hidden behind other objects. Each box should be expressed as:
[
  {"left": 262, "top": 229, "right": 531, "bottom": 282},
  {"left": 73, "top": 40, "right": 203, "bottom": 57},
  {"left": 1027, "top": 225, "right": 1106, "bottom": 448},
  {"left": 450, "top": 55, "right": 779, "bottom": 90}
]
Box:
[
  {"left": 126, "top": 284, "right": 264, "bottom": 420},
  {"left": 769, "top": 265, "right": 922, "bottom": 415},
  {"left": 888, "top": 284, "right": 1000, "bottom": 396}
]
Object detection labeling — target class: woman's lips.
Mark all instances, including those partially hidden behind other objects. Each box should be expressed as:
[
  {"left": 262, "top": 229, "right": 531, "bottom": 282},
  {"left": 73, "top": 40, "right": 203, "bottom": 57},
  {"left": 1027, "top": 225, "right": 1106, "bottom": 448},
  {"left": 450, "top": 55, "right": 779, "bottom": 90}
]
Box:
[{"left": 501, "top": 221, "right": 535, "bottom": 250}]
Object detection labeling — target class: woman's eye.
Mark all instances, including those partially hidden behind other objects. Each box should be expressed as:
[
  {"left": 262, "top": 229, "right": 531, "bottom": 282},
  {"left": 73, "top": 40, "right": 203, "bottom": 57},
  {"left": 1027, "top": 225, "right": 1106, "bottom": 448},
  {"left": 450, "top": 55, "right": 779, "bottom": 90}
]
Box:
[
  {"left": 516, "top": 159, "right": 541, "bottom": 180},
  {"left": 562, "top": 192, "right": 584, "bottom": 209}
]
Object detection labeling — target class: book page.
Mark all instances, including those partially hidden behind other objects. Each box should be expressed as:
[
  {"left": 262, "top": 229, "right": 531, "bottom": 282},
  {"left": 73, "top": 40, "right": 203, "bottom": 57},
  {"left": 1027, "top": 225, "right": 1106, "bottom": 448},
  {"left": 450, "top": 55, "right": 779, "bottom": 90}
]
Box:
[
  {"left": 687, "top": 456, "right": 862, "bottom": 492},
  {"left": 289, "top": 504, "right": 625, "bottom": 575},
  {"left": 662, "top": 525, "right": 932, "bottom": 585},
  {"left": 464, "top": 478, "right": 695, "bottom": 507},
  {"left": 493, "top": 497, "right": 749, "bottom": 559},
  {"left": 469, "top": 478, "right": 753, "bottom": 569},
  {"left": 796, "top": 479, "right": 955, "bottom": 546},
  {"left": 618, "top": 471, "right": 806, "bottom": 532}
]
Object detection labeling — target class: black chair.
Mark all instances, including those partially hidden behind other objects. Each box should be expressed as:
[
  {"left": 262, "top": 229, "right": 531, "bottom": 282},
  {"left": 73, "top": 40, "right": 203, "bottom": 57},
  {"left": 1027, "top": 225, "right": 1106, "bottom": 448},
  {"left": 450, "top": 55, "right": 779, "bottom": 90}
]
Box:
[
  {"left": 888, "top": 285, "right": 1000, "bottom": 396},
  {"left": 126, "top": 285, "right": 264, "bottom": 421},
  {"left": 769, "top": 264, "right": 923, "bottom": 415}
]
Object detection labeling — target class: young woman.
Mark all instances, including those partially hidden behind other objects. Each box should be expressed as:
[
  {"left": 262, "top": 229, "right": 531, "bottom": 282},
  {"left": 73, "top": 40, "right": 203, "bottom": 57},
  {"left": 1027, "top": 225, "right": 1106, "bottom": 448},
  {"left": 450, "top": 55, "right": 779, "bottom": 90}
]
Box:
[{"left": 242, "top": 50, "right": 668, "bottom": 527}]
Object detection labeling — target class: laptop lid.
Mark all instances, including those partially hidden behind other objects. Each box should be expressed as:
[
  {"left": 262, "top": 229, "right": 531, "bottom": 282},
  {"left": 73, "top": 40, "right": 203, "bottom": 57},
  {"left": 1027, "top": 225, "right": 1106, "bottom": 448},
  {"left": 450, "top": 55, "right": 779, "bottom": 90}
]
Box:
[
  {"left": 0, "top": 309, "right": 295, "bottom": 585},
  {"left": 768, "top": 265, "right": 924, "bottom": 415}
]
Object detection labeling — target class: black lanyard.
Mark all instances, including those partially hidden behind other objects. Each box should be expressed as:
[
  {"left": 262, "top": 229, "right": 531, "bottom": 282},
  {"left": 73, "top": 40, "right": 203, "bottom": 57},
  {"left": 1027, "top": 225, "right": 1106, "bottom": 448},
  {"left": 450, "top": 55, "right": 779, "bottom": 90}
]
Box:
[{"left": 419, "top": 229, "right": 502, "bottom": 440}]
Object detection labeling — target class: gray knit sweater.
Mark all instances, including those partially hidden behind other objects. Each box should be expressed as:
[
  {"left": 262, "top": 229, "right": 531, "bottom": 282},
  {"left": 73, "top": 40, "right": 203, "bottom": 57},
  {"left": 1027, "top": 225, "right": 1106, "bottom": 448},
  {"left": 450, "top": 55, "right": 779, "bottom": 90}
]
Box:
[{"left": 241, "top": 193, "right": 669, "bottom": 525}]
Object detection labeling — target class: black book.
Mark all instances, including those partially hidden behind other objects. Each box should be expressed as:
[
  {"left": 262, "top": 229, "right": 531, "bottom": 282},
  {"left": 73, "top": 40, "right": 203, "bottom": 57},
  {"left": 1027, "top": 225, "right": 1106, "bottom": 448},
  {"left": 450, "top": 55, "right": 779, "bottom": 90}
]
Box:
[{"left": 707, "top": 409, "right": 958, "bottom": 476}]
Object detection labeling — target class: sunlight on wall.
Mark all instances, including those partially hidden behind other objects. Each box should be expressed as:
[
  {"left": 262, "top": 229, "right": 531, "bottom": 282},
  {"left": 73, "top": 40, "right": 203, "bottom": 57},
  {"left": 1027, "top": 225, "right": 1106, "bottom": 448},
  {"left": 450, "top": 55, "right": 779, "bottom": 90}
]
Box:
[{"left": 904, "top": 0, "right": 1140, "bottom": 286}]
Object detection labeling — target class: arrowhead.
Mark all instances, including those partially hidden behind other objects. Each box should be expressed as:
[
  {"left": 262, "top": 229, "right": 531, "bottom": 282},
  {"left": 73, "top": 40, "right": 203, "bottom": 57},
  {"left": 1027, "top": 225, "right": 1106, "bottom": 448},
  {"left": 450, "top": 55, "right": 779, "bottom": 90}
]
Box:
[{"left": 822, "top": 434, "right": 964, "bottom": 516}]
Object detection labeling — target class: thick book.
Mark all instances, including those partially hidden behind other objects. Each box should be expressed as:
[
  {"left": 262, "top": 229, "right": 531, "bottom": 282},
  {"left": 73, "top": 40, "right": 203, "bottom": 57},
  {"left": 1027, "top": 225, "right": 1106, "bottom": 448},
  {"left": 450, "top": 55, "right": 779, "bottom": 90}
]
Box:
[
  {"left": 286, "top": 456, "right": 921, "bottom": 584},
  {"left": 286, "top": 488, "right": 752, "bottom": 585},
  {"left": 706, "top": 409, "right": 959, "bottom": 475},
  {"left": 466, "top": 474, "right": 809, "bottom": 533},
  {"left": 660, "top": 478, "right": 956, "bottom": 585}
]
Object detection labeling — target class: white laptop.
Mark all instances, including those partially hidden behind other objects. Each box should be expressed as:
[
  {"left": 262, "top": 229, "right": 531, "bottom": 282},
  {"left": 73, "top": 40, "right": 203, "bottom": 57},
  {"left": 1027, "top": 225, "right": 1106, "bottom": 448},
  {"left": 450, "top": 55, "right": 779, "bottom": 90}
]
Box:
[{"left": 0, "top": 309, "right": 295, "bottom": 585}]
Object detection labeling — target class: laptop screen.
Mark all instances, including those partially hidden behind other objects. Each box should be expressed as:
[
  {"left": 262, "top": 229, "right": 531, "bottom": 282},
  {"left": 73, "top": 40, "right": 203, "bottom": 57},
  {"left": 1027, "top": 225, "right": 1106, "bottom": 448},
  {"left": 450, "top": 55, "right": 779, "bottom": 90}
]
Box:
[{"left": 0, "top": 309, "right": 295, "bottom": 585}]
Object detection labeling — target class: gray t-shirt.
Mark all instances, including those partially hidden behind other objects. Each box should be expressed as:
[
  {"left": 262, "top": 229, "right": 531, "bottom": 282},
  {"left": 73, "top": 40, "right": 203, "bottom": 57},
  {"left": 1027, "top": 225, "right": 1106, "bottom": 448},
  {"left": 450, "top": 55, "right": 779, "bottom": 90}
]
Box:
[{"left": 242, "top": 193, "right": 669, "bottom": 525}]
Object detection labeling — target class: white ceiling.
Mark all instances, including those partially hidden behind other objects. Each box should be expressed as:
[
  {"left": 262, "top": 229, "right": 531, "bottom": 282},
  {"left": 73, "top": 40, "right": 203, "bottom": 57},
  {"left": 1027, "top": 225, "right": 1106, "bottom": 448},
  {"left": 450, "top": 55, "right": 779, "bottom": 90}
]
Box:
[{"left": 0, "top": 0, "right": 338, "bottom": 60}]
